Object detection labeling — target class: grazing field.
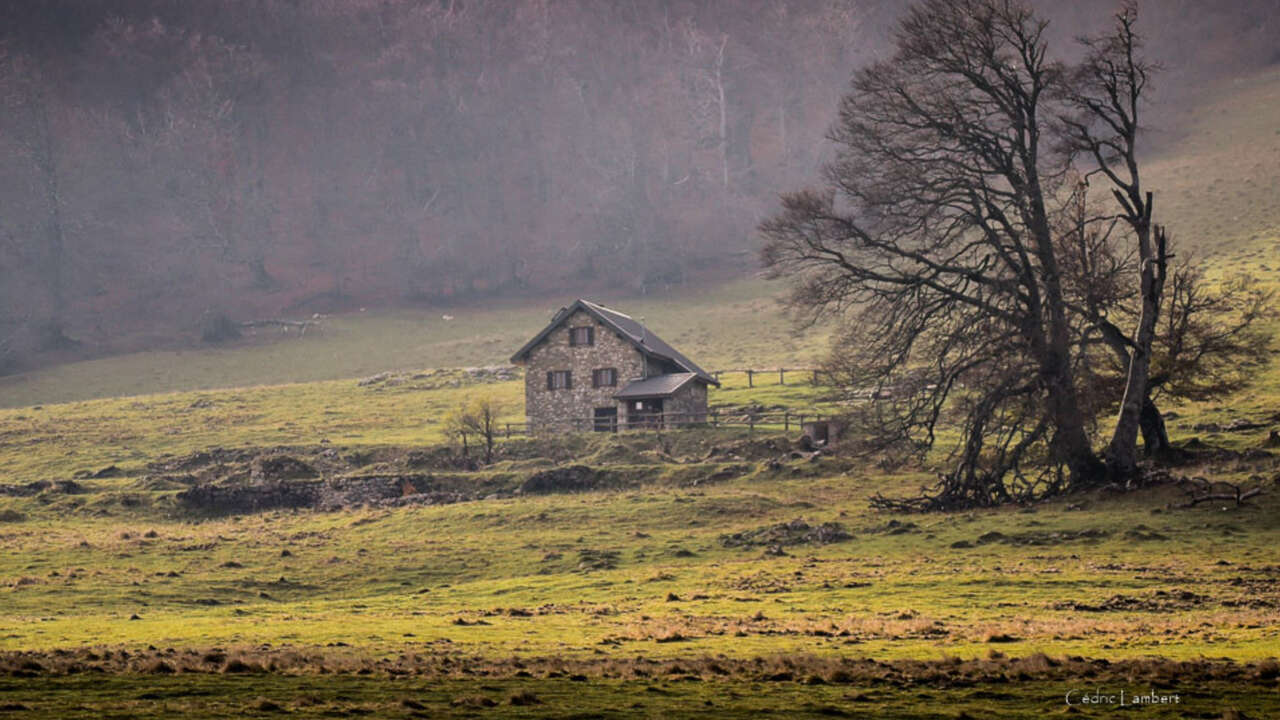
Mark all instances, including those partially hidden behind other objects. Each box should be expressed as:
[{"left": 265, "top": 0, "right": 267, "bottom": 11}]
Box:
[
  {"left": 1, "top": 416, "right": 1279, "bottom": 717},
  {"left": 0, "top": 68, "right": 1279, "bottom": 720}
]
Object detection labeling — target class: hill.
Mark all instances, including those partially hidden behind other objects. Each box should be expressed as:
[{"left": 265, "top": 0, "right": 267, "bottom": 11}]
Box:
[{"left": 1, "top": 0, "right": 1278, "bottom": 373}]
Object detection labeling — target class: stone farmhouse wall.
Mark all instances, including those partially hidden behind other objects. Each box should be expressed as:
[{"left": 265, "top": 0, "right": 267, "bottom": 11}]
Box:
[
  {"left": 524, "top": 309, "right": 645, "bottom": 430},
  {"left": 664, "top": 381, "right": 708, "bottom": 422}
]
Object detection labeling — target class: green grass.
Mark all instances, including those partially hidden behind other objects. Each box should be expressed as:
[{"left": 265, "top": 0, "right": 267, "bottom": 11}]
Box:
[
  {"left": 0, "top": 673, "right": 1274, "bottom": 719},
  {"left": 0, "top": 433, "right": 1278, "bottom": 715},
  {"left": 3, "top": 461, "right": 1279, "bottom": 661}
]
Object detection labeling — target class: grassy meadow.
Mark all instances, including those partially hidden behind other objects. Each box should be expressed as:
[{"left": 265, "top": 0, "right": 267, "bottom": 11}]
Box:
[{"left": 0, "top": 68, "right": 1278, "bottom": 719}]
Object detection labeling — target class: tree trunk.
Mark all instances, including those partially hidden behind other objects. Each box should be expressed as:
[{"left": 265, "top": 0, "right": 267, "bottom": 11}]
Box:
[
  {"left": 248, "top": 256, "right": 275, "bottom": 290},
  {"left": 1106, "top": 219, "right": 1167, "bottom": 476},
  {"left": 1030, "top": 179, "right": 1105, "bottom": 488},
  {"left": 714, "top": 34, "right": 729, "bottom": 193},
  {"left": 1139, "top": 395, "right": 1169, "bottom": 457}
]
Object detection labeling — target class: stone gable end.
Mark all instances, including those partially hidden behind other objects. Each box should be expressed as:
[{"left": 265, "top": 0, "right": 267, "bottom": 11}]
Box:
[{"left": 523, "top": 309, "right": 646, "bottom": 430}]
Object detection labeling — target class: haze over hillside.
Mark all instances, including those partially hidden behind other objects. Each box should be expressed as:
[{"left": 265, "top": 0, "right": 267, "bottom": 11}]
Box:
[{"left": 1, "top": 0, "right": 1276, "bottom": 372}]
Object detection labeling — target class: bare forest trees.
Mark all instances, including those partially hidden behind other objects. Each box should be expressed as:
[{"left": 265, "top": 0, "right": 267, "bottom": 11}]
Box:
[
  {"left": 0, "top": 1, "right": 1273, "bottom": 372},
  {"left": 760, "top": 0, "right": 1272, "bottom": 509},
  {"left": 0, "top": 45, "right": 73, "bottom": 348}
]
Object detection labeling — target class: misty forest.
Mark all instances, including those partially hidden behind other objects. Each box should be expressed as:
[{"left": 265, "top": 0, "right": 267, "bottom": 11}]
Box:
[{"left": 1, "top": 1, "right": 1279, "bottom": 718}]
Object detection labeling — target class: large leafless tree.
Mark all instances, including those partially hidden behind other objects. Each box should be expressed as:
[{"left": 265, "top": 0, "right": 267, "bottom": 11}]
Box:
[{"left": 760, "top": 0, "right": 1225, "bottom": 508}]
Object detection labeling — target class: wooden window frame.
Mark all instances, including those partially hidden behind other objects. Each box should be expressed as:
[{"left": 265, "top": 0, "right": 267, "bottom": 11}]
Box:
[
  {"left": 546, "top": 370, "right": 572, "bottom": 390},
  {"left": 592, "top": 367, "right": 617, "bottom": 388},
  {"left": 569, "top": 326, "right": 595, "bottom": 347}
]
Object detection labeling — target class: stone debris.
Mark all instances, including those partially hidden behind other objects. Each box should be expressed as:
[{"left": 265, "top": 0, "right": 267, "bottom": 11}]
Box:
[{"left": 720, "top": 518, "right": 853, "bottom": 549}]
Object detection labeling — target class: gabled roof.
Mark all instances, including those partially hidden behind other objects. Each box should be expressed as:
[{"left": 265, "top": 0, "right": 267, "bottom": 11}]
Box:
[{"left": 510, "top": 299, "right": 719, "bottom": 386}]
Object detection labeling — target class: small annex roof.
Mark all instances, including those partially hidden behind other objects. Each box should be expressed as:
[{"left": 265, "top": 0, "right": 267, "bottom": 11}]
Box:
[
  {"left": 510, "top": 299, "right": 719, "bottom": 386},
  {"left": 613, "top": 373, "right": 698, "bottom": 399}
]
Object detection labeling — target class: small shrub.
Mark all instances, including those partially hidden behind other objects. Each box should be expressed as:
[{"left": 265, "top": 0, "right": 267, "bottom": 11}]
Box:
[
  {"left": 508, "top": 691, "right": 541, "bottom": 706},
  {"left": 222, "top": 658, "right": 262, "bottom": 674},
  {"left": 199, "top": 310, "right": 240, "bottom": 343}
]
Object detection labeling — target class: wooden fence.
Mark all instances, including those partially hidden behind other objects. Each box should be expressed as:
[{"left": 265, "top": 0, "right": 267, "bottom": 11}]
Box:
[
  {"left": 709, "top": 368, "right": 831, "bottom": 388},
  {"left": 500, "top": 410, "right": 835, "bottom": 437}
]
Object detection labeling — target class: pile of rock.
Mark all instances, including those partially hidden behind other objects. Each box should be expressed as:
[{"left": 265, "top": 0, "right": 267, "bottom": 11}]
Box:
[{"left": 720, "top": 518, "right": 853, "bottom": 549}]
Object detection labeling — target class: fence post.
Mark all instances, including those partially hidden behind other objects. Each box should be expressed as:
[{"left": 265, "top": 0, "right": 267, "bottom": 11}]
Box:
[
  {"left": 504, "top": 423, "right": 510, "bottom": 438},
  {"left": 812, "top": 369, "right": 819, "bottom": 385},
  {"left": 747, "top": 369, "right": 754, "bottom": 388},
  {"left": 784, "top": 412, "right": 790, "bottom": 432},
  {"left": 779, "top": 368, "right": 785, "bottom": 385}
]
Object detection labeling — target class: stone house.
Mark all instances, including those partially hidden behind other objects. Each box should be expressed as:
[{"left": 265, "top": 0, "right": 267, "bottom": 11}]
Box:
[{"left": 510, "top": 299, "right": 720, "bottom": 432}]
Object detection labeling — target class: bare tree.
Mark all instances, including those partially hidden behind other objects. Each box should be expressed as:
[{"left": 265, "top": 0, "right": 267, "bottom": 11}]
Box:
[
  {"left": 443, "top": 396, "right": 504, "bottom": 465},
  {"left": 763, "top": 0, "right": 1099, "bottom": 507},
  {"left": 760, "top": 0, "right": 1194, "bottom": 509},
  {"left": 1144, "top": 264, "right": 1274, "bottom": 453},
  {"left": 1057, "top": 2, "right": 1165, "bottom": 476},
  {"left": 0, "top": 45, "right": 73, "bottom": 347},
  {"left": 766, "top": 0, "right": 1274, "bottom": 509}
]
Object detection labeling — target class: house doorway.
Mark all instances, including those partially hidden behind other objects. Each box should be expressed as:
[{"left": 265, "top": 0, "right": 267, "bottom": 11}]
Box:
[
  {"left": 593, "top": 407, "right": 618, "bottom": 432},
  {"left": 629, "top": 399, "right": 663, "bottom": 429}
]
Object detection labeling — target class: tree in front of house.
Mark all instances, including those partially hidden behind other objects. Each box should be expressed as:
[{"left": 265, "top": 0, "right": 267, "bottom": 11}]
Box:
[{"left": 443, "top": 396, "right": 503, "bottom": 465}]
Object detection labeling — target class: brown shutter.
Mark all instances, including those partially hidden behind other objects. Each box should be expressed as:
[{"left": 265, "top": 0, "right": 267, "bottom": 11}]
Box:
[
  {"left": 587, "top": 327, "right": 595, "bottom": 345},
  {"left": 565, "top": 371, "right": 572, "bottom": 390},
  {"left": 546, "top": 371, "right": 554, "bottom": 390}
]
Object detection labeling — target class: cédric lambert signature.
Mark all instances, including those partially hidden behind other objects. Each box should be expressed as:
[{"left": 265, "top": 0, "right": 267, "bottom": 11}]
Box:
[{"left": 1065, "top": 688, "right": 1182, "bottom": 707}]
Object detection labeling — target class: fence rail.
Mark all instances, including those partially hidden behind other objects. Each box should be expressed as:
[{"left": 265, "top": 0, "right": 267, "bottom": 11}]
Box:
[
  {"left": 501, "top": 410, "right": 836, "bottom": 437},
  {"left": 709, "top": 367, "right": 831, "bottom": 387}
]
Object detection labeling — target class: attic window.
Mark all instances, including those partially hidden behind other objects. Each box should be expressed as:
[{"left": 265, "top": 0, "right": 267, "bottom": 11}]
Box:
[
  {"left": 569, "top": 326, "right": 594, "bottom": 346},
  {"left": 592, "top": 368, "right": 617, "bottom": 388},
  {"left": 547, "top": 370, "right": 572, "bottom": 390}
]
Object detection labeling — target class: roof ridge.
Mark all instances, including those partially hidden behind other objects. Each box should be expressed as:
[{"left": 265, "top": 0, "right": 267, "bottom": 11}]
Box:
[
  {"left": 579, "top": 298, "right": 635, "bottom": 321},
  {"left": 511, "top": 298, "right": 719, "bottom": 387}
]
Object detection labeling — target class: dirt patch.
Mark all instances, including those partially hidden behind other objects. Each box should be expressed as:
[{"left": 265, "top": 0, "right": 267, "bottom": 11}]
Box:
[
  {"left": 519, "top": 465, "right": 619, "bottom": 494},
  {"left": 1052, "top": 589, "right": 1211, "bottom": 612},
  {"left": 725, "top": 571, "right": 793, "bottom": 594},
  {"left": 406, "top": 448, "right": 478, "bottom": 471},
  {"left": 0, "top": 479, "right": 83, "bottom": 497},
  {"left": 720, "top": 519, "right": 852, "bottom": 549},
  {"left": 704, "top": 436, "right": 795, "bottom": 461},
  {"left": 974, "top": 528, "right": 1109, "bottom": 546},
  {"left": 1, "top": 645, "right": 1275, "bottom": 690},
  {"left": 251, "top": 456, "right": 318, "bottom": 482},
  {"left": 176, "top": 474, "right": 484, "bottom": 515},
  {"left": 176, "top": 481, "right": 323, "bottom": 515},
  {"left": 576, "top": 549, "right": 620, "bottom": 571}
]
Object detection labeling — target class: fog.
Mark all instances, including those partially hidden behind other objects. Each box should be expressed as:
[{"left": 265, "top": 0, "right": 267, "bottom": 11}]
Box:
[{"left": 1, "top": 0, "right": 1275, "bottom": 371}]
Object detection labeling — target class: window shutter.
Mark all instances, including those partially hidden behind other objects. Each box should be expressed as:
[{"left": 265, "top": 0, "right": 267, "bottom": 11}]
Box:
[
  {"left": 565, "top": 371, "right": 573, "bottom": 390},
  {"left": 546, "top": 371, "right": 554, "bottom": 390},
  {"left": 587, "top": 327, "right": 595, "bottom": 345}
]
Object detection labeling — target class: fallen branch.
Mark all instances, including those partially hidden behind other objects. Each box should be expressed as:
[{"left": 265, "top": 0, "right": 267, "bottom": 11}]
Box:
[{"left": 1175, "top": 476, "right": 1264, "bottom": 508}]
